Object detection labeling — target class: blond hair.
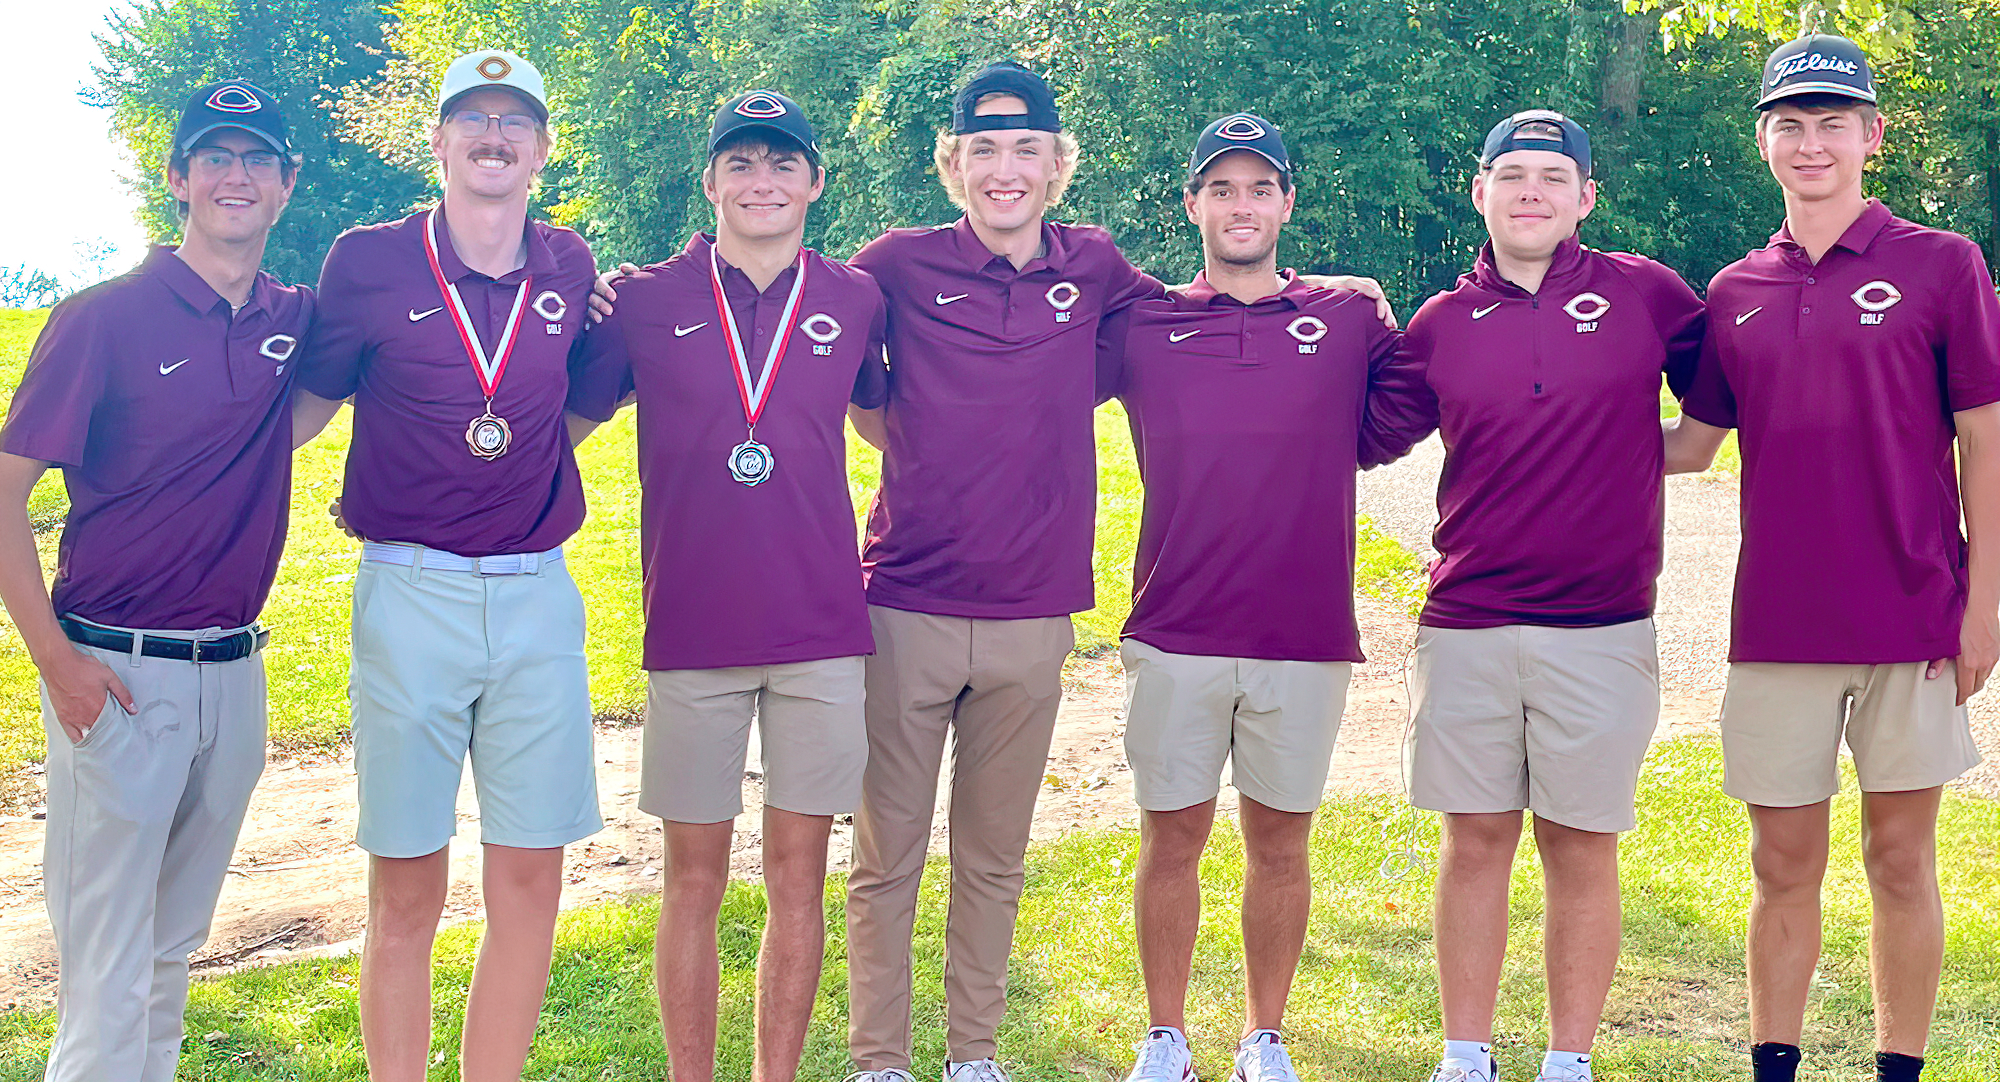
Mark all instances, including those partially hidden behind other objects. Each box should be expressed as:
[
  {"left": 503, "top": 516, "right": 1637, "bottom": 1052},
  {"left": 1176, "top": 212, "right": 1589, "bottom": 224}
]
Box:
[{"left": 934, "top": 126, "right": 1081, "bottom": 210}]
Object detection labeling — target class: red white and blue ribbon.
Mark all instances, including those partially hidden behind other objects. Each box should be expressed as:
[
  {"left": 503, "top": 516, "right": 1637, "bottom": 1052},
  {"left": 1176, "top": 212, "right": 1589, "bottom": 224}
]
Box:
[
  {"left": 424, "top": 209, "right": 530, "bottom": 400},
  {"left": 710, "top": 245, "right": 806, "bottom": 428}
]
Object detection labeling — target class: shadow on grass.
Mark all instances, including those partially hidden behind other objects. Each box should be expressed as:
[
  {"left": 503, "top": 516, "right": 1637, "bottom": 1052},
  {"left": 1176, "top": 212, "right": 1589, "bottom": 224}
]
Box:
[{"left": 2, "top": 739, "right": 1998, "bottom": 1080}]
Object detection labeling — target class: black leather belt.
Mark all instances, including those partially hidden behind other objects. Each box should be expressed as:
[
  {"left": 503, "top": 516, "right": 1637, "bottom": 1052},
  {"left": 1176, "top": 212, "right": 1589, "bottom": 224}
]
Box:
[{"left": 60, "top": 617, "right": 269, "bottom": 663}]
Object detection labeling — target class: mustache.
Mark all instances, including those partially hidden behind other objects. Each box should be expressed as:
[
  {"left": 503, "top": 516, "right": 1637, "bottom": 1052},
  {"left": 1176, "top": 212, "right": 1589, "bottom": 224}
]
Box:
[{"left": 464, "top": 143, "right": 518, "bottom": 163}]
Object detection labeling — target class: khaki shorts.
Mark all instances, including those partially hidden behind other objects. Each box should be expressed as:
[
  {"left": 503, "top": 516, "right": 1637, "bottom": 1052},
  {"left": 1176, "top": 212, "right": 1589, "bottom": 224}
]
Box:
[
  {"left": 642, "top": 656, "right": 868, "bottom": 823},
  {"left": 1404, "top": 619, "right": 1659, "bottom": 833},
  {"left": 1120, "top": 639, "right": 1352, "bottom": 814},
  {"left": 1719, "top": 660, "right": 1981, "bottom": 807}
]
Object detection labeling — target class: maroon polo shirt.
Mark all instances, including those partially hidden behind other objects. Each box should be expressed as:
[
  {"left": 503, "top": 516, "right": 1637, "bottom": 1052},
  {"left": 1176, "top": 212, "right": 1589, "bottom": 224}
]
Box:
[
  {"left": 1381, "top": 235, "right": 1707, "bottom": 629},
  {"left": 1683, "top": 199, "right": 2000, "bottom": 663},
  {"left": 1099, "top": 272, "right": 1409, "bottom": 662},
  {"left": 2, "top": 248, "right": 311, "bottom": 630},
  {"left": 849, "top": 217, "right": 1163, "bottom": 618},
  {"left": 568, "top": 234, "right": 889, "bottom": 671},
  {"left": 302, "top": 206, "right": 593, "bottom": 556}
]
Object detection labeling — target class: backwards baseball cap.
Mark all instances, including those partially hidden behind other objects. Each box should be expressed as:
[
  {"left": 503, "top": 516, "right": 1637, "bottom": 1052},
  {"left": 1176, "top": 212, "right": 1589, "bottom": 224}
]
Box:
[
  {"left": 1188, "top": 113, "right": 1291, "bottom": 182},
  {"left": 1757, "top": 34, "right": 1876, "bottom": 109},
  {"left": 709, "top": 90, "right": 821, "bottom": 164},
  {"left": 173, "top": 80, "right": 292, "bottom": 155},
  {"left": 438, "top": 50, "right": 548, "bottom": 122},
  {"left": 951, "top": 61, "right": 1061, "bottom": 135},
  {"left": 1480, "top": 109, "right": 1591, "bottom": 175}
]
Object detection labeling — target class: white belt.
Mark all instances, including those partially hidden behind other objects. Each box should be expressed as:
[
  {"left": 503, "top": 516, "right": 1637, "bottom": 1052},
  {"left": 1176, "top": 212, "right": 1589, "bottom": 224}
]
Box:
[{"left": 361, "top": 541, "right": 562, "bottom": 576}]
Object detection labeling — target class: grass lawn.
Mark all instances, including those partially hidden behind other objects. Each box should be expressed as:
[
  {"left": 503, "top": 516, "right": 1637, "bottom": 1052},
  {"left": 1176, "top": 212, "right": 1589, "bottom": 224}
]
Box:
[
  {"left": 2, "top": 739, "right": 1997, "bottom": 1079},
  {"left": 0, "top": 308, "right": 1421, "bottom": 777}
]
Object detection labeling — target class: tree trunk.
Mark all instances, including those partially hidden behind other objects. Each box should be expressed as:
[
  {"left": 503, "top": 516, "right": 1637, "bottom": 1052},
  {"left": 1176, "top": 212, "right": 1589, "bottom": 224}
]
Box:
[{"left": 1599, "top": 11, "right": 1658, "bottom": 131}]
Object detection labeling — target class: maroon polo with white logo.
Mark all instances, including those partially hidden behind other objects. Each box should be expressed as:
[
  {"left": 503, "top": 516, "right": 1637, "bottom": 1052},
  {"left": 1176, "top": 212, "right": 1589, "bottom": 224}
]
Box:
[
  {"left": 2, "top": 247, "right": 312, "bottom": 630},
  {"left": 849, "top": 217, "right": 1162, "bottom": 618},
  {"left": 1099, "top": 272, "right": 1410, "bottom": 662},
  {"left": 568, "top": 233, "right": 888, "bottom": 671},
  {"left": 1377, "top": 236, "right": 1707, "bottom": 628},
  {"left": 1682, "top": 199, "right": 2000, "bottom": 663},
  {"left": 302, "top": 206, "right": 594, "bottom": 556}
]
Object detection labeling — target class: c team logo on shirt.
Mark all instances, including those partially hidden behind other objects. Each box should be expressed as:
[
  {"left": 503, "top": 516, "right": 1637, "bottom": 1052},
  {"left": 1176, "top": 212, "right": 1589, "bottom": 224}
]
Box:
[
  {"left": 1563, "top": 291, "right": 1611, "bottom": 333},
  {"left": 1286, "top": 315, "right": 1327, "bottom": 354},
  {"left": 533, "top": 289, "right": 568, "bottom": 334},
  {"left": 259, "top": 333, "right": 298, "bottom": 374},
  {"left": 1851, "top": 279, "right": 1902, "bottom": 325},
  {"left": 800, "top": 312, "right": 842, "bottom": 355},
  {"left": 1046, "top": 281, "right": 1080, "bottom": 323}
]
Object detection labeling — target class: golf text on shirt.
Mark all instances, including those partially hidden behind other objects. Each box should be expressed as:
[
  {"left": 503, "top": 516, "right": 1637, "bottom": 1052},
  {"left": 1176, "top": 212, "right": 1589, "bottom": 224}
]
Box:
[{"left": 1, "top": 248, "right": 313, "bottom": 629}]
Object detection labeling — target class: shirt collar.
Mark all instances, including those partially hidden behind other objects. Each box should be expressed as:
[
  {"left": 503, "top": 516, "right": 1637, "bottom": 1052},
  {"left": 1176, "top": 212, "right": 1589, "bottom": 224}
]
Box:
[
  {"left": 1771, "top": 197, "right": 1894, "bottom": 257},
  {"left": 146, "top": 246, "right": 259, "bottom": 317},
  {"left": 1174, "top": 269, "right": 1305, "bottom": 310},
  {"left": 949, "top": 215, "right": 1067, "bottom": 277},
  {"left": 427, "top": 203, "right": 554, "bottom": 285},
  {"left": 1469, "top": 232, "right": 1587, "bottom": 296},
  {"left": 689, "top": 232, "right": 803, "bottom": 299}
]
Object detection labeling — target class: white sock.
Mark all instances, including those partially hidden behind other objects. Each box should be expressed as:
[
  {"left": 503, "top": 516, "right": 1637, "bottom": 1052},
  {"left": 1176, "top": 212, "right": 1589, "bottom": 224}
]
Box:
[
  {"left": 1443, "top": 1041, "right": 1494, "bottom": 1076},
  {"left": 1239, "top": 1029, "right": 1281, "bottom": 1047},
  {"left": 1147, "top": 1026, "right": 1188, "bottom": 1045},
  {"left": 1542, "top": 1050, "right": 1590, "bottom": 1077}
]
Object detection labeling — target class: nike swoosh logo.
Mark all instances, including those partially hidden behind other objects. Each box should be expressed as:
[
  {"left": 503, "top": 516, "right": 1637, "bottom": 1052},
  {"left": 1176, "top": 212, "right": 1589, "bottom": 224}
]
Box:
[
  {"left": 1471, "top": 303, "right": 1501, "bottom": 320},
  {"left": 674, "top": 323, "right": 708, "bottom": 337},
  {"left": 159, "top": 358, "right": 190, "bottom": 375},
  {"left": 1736, "top": 306, "right": 1763, "bottom": 325},
  {"left": 1168, "top": 329, "right": 1200, "bottom": 342},
  {"left": 936, "top": 293, "right": 969, "bottom": 305},
  {"left": 409, "top": 306, "right": 444, "bottom": 322}
]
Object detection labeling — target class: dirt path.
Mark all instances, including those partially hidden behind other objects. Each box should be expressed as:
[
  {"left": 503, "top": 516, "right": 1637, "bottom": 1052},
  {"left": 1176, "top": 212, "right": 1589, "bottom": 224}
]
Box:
[{"left": 3, "top": 449, "right": 1996, "bottom": 1008}]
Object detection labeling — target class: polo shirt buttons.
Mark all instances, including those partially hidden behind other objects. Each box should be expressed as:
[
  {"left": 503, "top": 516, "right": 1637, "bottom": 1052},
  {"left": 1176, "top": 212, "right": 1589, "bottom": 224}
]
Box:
[{"left": 1802, "top": 307, "right": 1811, "bottom": 314}]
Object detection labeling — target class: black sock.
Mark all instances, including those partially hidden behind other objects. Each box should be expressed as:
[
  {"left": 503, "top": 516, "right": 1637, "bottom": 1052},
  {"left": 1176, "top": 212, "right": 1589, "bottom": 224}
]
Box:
[
  {"left": 1876, "top": 1051, "right": 1924, "bottom": 1082},
  {"left": 1751, "top": 1043, "right": 1801, "bottom": 1082}
]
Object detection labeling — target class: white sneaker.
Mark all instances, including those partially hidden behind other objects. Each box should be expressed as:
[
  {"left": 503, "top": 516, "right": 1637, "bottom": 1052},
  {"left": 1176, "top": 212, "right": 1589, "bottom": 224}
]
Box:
[
  {"left": 1127, "top": 1028, "right": 1197, "bottom": 1082},
  {"left": 1532, "top": 1062, "right": 1591, "bottom": 1082},
  {"left": 1428, "top": 1057, "right": 1497, "bottom": 1082},
  {"left": 944, "top": 1060, "right": 1012, "bottom": 1082},
  {"left": 846, "top": 1070, "right": 918, "bottom": 1082},
  {"left": 1230, "top": 1033, "right": 1299, "bottom": 1082}
]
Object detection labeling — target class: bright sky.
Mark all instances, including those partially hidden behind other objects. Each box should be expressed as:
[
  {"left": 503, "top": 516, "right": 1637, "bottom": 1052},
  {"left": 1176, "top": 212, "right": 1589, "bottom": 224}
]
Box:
[{"left": 0, "top": 0, "right": 148, "bottom": 286}]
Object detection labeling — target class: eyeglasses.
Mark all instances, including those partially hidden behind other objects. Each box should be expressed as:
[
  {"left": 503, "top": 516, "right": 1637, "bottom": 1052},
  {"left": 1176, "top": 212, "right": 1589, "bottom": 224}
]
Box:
[
  {"left": 445, "top": 110, "right": 542, "bottom": 143},
  {"left": 188, "top": 146, "right": 285, "bottom": 180}
]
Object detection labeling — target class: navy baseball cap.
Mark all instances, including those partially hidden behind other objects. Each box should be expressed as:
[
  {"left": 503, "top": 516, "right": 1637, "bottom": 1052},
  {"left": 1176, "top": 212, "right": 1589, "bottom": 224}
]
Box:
[
  {"left": 1480, "top": 109, "right": 1590, "bottom": 175},
  {"left": 1188, "top": 113, "right": 1290, "bottom": 181},
  {"left": 952, "top": 62, "right": 1061, "bottom": 135},
  {"left": 172, "top": 80, "right": 292, "bottom": 155},
  {"left": 1757, "top": 34, "right": 1876, "bottom": 109},
  {"left": 708, "top": 90, "right": 820, "bottom": 164}
]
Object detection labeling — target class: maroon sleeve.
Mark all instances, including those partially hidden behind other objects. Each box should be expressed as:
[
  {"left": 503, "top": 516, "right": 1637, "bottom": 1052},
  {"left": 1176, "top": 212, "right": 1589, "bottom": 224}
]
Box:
[
  {"left": 1944, "top": 241, "right": 2000, "bottom": 414},
  {"left": 1359, "top": 301, "right": 1440, "bottom": 469},
  {"left": 2, "top": 293, "right": 112, "bottom": 469},
  {"left": 299, "top": 233, "right": 370, "bottom": 400},
  {"left": 851, "top": 286, "right": 890, "bottom": 410},
  {"left": 1614, "top": 255, "right": 1707, "bottom": 399},
  {"left": 1094, "top": 302, "right": 1134, "bottom": 406},
  {"left": 565, "top": 297, "right": 636, "bottom": 423},
  {"left": 1680, "top": 271, "right": 1740, "bottom": 429},
  {"left": 1101, "top": 247, "right": 1167, "bottom": 318}
]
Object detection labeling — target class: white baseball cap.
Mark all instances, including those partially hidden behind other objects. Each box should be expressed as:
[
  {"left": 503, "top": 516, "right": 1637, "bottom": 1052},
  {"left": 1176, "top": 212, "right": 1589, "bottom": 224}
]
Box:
[{"left": 438, "top": 50, "right": 548, "bottom": 121}]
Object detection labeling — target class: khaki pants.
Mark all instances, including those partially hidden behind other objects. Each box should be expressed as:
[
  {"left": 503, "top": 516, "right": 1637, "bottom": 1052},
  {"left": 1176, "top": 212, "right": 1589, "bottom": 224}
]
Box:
[
  {"left": 40, "top": 635, "right": 267, "bottom": 1082},
  {"left": 846, "top": 605, "right": 1073, "bottom": 1069}
]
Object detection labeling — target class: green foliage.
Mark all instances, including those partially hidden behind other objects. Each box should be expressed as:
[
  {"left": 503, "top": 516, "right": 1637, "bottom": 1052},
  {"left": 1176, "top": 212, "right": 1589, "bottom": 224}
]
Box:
[{"left": 89, "top": 0, "right": 435, "bottom": 283}]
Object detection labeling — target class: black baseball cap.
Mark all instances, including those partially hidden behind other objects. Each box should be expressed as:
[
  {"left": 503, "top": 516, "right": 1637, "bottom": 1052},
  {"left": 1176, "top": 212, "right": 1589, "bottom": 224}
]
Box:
[
  {"left": 172, "top": 80, "right": 292, "bottom": 155},
  {"left": 1188, "top": 113, "right": 1291, "bottom": 182},
  {"left": 1480, "top": 109, "right": 1590, "bottom": 175},
  {"left": 708, "top": 90, "right": 820, "bottom": 164},
  {"left": 1757, "top": 34, "right": 1876, "bottom": 109},
  {"left": 951, "top": 61, "right": 1061, "bottom": 135}
]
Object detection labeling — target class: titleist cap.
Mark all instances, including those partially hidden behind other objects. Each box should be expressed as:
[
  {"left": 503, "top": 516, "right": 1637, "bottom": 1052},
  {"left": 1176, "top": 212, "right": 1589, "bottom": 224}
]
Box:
[
  {"left": 1481, "top": 109, "right": 1591, "bottom": 175},
  {"left": 709, "top": 89, "right": 820, "bottom": 163},
  {"left": 1758, "top": 34, "right": 1876, "bottom": 108},
  {"left": 952, "top": 61, "right": 1061, "bottom": 134},
  {"left": 1188, "top": 113, "right": 1291, "bottom": 180},
  {"left": 173, "top": 80, "right": 292, "bottom": 155},
  {"left": 439, "top": 50, "right": 549, "bottom": 122}
]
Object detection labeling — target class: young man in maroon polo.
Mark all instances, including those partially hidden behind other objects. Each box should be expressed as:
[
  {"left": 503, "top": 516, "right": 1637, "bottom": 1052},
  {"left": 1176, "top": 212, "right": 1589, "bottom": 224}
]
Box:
[
  {"left": 293, "top": 50, "right": 602, "bottom": 1082},
  {"left": 568, "top": 90, "right": 887, "bottom": 1082},
  {"left": 0, "top": 81, "right": 310, "bottom": 1082},
  {"left": 1376, "top": 111, "right": 1707, "bottom": 1082},
  {"left": 837, "top": 61, "right": 1163, "bottom": 1082},
  {"left": 1099, "top": 114, "right": 1418, "bottom": 1082},
  {"left": 1666, "top": 36, "right": 2000, "bottom": 1082}
]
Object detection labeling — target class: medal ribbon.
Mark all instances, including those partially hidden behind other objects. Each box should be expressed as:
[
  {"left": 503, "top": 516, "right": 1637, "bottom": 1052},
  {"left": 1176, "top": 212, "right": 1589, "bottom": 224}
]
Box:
[
  {"left": 710, "top": 245, "right": 807, "bottom": 428},
  {"left": 424, "top": 209, "right": 531, "bottom": 400}
]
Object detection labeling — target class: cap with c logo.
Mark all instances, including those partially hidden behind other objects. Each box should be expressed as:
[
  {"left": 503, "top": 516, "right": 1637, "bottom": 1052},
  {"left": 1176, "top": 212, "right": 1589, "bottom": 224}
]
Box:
[
  {"left": 438, "top": 50, "right": 549, "bottom": 122},
  {"left": 1188, "top": 113, "right": 1291, "bottom": 182},
  {"left": 708, "top": 89, "right": 821, "bottom": 164},
  {"left": 951, "top": 61, "right": 1062, "bottom": 135},
  {"left": 173, "top": 80, "right": 293, "bottom": 155},
  {"left": 1757, "top": 34, "right": 1876, "bottom": 109}
]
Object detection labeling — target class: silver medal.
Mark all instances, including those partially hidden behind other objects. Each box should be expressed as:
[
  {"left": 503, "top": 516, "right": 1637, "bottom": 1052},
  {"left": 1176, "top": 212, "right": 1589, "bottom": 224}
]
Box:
[{"left": 728, "top": 438, "right": 776, "bottom": 486}]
